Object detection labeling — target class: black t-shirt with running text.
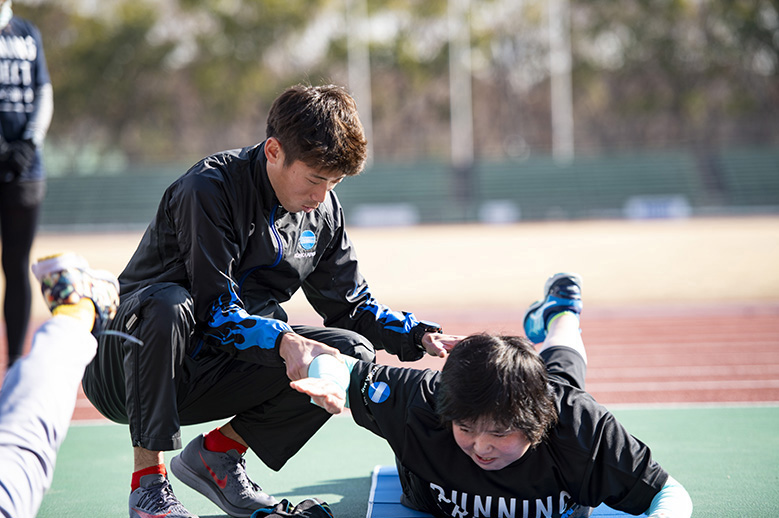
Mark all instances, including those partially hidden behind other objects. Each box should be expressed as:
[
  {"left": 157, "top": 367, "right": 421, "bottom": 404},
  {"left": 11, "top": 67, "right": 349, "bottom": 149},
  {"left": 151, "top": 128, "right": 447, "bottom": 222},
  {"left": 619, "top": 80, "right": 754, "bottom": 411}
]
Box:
[{"left": 348, "top": 347, "right": 667, "bottom": 518}]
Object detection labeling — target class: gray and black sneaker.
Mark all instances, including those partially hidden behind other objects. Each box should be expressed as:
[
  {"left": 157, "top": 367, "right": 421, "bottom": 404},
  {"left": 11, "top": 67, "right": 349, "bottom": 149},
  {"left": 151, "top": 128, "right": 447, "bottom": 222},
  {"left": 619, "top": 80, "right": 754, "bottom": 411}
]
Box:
[
  {"left": 32, "top": 252, "right": 144, "bottom": 346},
  {"left": 31, "top": 252, "right": 119, "bottom": 337},
  {"left": 523, "top": 273, "right": 583, "bottom": 344},
  {"left": 128, "top": 473, "right": 197, "bottom": 518},
  {"left": 169, "top": 434, "right": 277, "bottom": 518}
]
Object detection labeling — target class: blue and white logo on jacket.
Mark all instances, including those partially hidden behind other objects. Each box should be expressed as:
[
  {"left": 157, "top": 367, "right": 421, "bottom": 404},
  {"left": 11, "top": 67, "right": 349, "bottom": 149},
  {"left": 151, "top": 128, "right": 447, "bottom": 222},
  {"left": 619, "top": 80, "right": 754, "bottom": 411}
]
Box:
[
  {"left": 295, "top": 230, "right": 317, "bottom": 259},
  {"left": 300, "top": 230, "right": 316, "bottom": 250},
  {"left": 368, "top": 381, "right": 390, "bottom": 404}
]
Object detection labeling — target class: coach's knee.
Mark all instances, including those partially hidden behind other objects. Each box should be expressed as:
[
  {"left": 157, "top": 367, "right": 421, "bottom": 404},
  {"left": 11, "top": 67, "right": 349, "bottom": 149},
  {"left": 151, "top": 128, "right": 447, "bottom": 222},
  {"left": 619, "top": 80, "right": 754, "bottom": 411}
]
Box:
[
  {"left": 348, "top": 340, "right": 376, "bottom": 363},
  {"left": 335, "top": 332, "right": 376, "bottom": 363},
  {"left": 130, "top": 283, "right": 196, "bottom": 346}
]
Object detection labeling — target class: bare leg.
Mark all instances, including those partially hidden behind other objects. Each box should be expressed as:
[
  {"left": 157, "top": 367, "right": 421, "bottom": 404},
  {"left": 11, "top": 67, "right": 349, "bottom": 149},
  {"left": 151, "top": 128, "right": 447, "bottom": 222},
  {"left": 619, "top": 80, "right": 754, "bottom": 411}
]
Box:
[
  {"left": 132, "top": 423, "right": 248, "bottom": 471},
  {"left": 134, "top": 447, "right": 165, "bottom": 471},
  {"left": 537, "top": 311, "right": 587, "bottom": 364},
  {"left": 220, "top": 422, "right": 249, "bottom": 449}
]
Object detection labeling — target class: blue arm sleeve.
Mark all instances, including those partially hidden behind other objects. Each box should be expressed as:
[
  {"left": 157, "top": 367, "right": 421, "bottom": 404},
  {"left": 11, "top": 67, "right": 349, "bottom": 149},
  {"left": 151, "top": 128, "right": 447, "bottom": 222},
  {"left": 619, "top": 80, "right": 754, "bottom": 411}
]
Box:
[
  {"left": 205, "top": 289, "right": 292, "bottom": 363},
  {"left": 645, "top": 476, "right": 693, "bottom": 518}
]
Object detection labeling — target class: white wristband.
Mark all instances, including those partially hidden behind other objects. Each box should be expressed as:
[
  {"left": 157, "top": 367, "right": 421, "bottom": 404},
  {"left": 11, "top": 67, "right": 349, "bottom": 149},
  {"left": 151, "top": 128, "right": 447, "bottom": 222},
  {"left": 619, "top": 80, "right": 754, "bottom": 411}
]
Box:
[
  {"left": 306, "top": 354, "right": 357, "bottom": 407},
  {"left": 646, "top": 476, "right": 693, "bottom": 518}
]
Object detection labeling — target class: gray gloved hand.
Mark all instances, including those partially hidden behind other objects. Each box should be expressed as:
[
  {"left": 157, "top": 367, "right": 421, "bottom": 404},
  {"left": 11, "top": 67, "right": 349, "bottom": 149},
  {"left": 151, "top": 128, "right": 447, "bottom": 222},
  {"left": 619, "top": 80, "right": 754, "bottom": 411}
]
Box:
[
  {"left": 0, "top": 134, "right": 10, "bottom": 162},
  {"left": 6, "top": 139, "right": 36, "bottom": 175}
]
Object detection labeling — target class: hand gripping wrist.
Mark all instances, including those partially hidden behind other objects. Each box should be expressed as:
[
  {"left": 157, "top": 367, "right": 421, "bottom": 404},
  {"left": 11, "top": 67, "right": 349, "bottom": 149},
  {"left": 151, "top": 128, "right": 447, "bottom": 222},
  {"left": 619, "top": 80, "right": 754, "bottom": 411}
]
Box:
[{"left": 412, "top": 321, "right": 442, "bottom": 350}]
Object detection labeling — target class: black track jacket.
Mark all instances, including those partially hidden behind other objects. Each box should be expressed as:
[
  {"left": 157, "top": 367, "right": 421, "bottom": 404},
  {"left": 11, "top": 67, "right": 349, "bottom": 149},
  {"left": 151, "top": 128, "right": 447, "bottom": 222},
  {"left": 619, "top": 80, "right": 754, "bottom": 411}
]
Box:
[{"left": 119, "top": 141, "right": 438, "bottom": 365}]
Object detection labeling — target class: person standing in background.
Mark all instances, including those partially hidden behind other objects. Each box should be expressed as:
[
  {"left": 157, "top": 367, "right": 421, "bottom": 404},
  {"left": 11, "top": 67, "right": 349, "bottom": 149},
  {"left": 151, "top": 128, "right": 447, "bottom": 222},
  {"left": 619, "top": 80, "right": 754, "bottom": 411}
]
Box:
[{"left": 0, "top": 0, "right": 54, "bottom": 371}]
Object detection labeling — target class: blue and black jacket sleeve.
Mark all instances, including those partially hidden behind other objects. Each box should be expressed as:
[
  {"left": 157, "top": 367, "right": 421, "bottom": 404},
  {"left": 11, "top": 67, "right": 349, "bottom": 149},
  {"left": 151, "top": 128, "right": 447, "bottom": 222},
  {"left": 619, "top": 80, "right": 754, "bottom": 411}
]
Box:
[{"left": 301, "top": 203, "right": 441, "bottom": 362}]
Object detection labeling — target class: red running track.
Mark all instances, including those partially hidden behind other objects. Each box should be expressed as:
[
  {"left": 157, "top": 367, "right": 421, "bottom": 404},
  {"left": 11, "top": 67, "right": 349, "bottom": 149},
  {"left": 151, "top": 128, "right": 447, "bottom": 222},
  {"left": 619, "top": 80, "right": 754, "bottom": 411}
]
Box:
[
  {"left": 378, "top": 303, "right": 779, "bottom": 406},
  {"left": 3, "top": 303, "right": 778, "bottom": 422}
]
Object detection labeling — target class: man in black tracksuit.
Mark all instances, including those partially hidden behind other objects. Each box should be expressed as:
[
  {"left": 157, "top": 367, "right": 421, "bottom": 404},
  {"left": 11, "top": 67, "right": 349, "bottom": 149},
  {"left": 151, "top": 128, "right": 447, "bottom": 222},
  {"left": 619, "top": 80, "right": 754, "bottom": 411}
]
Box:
[{"left": 81, "top": 84, "right": 460, "bottom": 518}]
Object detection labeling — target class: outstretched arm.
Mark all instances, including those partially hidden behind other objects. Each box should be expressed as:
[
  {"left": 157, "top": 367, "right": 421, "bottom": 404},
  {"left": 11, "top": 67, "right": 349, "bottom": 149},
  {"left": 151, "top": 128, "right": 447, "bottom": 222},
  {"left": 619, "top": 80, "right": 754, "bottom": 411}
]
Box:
[
  {"left": 289, "top": 354, "right": 356, "bottom": 413},
  {"left": 301, "top": 205, "right": 463, "bottom": 362},
  {"left": 645, "top": 476, "right": 693, "bottom": 518},
  {"left": 420, "top": 332, "right": 465, "bottom": 358}
]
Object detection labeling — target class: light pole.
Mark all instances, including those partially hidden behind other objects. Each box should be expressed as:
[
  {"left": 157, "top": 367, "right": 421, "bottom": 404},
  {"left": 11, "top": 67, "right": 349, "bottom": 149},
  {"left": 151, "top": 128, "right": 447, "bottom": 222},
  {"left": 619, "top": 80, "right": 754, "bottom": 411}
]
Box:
[
  {"left": 346, "top": 0, "right": 374, "bottom": 166},
  {"left": 548, "top": 0, "right": 574, "bottom": 163}
]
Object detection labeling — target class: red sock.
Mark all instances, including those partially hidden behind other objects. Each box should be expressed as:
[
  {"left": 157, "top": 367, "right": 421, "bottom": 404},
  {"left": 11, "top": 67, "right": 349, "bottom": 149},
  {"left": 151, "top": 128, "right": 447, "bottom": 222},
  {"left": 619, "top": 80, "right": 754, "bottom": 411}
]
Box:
[
  {"left": 131, "top": 464, "right": 166, "bottom": 492},
  {"left": 203, "top": 427, "right": 248, "bottom": 455}
]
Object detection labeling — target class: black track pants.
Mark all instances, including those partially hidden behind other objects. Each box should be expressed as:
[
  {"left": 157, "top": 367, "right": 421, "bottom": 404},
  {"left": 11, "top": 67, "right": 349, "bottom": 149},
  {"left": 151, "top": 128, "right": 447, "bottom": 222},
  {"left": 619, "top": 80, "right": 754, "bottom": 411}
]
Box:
[{"left": 82, "top": 282, "right": 375, "bottom": 470}]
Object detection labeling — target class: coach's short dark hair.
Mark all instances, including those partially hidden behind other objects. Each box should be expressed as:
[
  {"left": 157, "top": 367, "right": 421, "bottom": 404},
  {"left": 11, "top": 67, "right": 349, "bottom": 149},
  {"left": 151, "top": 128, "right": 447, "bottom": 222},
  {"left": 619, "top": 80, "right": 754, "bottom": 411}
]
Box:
[
  {"left": 266, "top": 84, "right": 367, "bottom": 177},
  {"left": 437, "top": 334, "right": 558, "bottom": 446}
]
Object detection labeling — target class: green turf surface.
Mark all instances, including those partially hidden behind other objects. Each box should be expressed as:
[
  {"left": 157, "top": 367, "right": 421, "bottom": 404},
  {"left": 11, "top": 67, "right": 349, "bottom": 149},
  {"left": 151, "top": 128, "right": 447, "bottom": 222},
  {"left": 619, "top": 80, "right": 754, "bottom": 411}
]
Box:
[{"left": 37, "top": 405, "right": 779, "bottom": 517}]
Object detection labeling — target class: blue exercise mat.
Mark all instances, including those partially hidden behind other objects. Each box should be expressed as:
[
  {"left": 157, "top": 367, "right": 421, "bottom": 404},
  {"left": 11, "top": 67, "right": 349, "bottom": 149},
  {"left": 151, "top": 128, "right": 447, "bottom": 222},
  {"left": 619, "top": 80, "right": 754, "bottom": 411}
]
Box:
[{"left": 366, "top": 465, "right": 643, "bottom": 518}]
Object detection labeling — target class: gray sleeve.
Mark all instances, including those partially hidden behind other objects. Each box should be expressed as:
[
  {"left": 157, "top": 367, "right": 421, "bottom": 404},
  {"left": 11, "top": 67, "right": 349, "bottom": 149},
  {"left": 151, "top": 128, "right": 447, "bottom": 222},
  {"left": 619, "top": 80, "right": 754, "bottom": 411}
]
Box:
[
  {"left": 22, "top": 82, "right": 54, "bottom": 147},
  {"left": 0, "top": 317, "right": 97, "bottom": 518}
]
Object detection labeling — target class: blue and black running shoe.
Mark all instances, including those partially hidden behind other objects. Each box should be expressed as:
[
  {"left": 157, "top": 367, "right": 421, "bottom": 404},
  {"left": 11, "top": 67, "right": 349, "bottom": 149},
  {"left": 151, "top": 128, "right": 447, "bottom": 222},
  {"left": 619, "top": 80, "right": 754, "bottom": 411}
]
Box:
[{"left": 523, "top": 273, "right": 582, "bottom": 344}]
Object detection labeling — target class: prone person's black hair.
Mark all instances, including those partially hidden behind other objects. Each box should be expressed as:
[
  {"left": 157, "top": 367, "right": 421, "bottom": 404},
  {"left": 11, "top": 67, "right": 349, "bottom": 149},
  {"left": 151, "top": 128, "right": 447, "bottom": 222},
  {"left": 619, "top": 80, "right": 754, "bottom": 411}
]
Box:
[{"left": 437, "top": 334, "right": 558, "bottom": 446}]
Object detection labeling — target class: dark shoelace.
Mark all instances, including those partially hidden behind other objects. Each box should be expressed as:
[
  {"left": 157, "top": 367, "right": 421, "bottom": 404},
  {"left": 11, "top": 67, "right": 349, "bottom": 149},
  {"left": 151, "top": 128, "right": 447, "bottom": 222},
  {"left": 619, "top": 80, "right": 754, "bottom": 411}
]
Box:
[
  {"left": 141, "top": 480, "right": 186, "bottom": 511},
  {"left": 234, "top": 457, "right": 262, "bottom": 493}
]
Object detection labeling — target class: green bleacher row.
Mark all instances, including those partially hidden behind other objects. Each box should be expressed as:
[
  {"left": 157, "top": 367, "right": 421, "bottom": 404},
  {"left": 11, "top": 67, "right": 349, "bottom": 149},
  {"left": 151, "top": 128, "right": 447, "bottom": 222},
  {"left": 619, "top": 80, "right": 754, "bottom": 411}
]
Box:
[{"left": 39, "top": 148, "right": 779, "bottom": 229}]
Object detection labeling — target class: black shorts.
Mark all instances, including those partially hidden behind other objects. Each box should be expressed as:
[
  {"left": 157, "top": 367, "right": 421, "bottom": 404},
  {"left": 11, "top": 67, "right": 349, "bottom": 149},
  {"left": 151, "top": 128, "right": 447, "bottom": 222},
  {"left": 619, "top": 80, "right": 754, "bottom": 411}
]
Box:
[{"left": 540, "top": 345, "right": 587, "bottom": 390}]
